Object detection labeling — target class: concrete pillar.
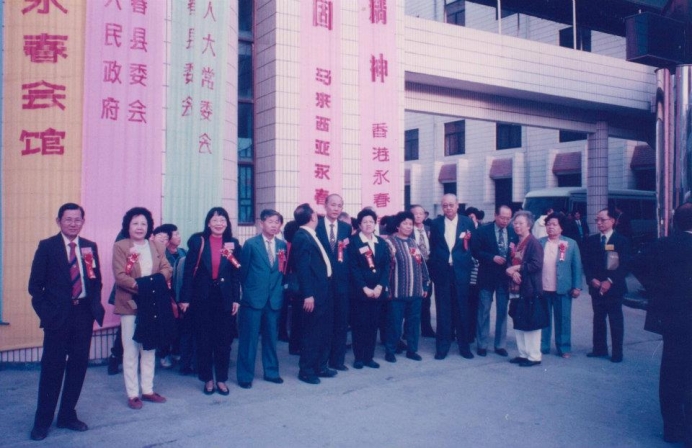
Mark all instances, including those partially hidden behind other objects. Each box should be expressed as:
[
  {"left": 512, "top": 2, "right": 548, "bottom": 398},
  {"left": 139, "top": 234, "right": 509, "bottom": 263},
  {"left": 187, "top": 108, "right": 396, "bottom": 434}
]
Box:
[{"left": 587, "top": 121, "right": 609, "bottom": 220}]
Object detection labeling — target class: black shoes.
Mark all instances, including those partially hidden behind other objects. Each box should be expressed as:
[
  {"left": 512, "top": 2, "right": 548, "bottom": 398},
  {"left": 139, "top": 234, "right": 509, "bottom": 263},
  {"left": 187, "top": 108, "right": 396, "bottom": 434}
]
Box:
[
  {"left": 317, "top": 368, "right": 338, "bottom": 378},
  {"left": 434, "top": 352, "right": 447, "bottom": 360},
  {"left": 586, "top": 352, "right": 609, "bottom": 358},
  {"left": 298, "top": 374, "right": 320, "bottom": 385},
  {"left": 364, "top": 360, "right": 380, "bottom": 369},
  {"left": 494, "top": 348, "right": 509, "bottom": 357},
  {"left": 460, "top": 349, "right": 474, "bottom": 359},
  {"left": 107, "top": 355, "right": 120, "bottom": 375},
  {"left": 56, "top": 419, "right": 88, "bottom": 432},
  {"left": 216, "top": 382, "right": 230, "bottom": 396},
  {"left": 330, "top": 364, "right": 349, "bottom": 371},
  {"left": 238, "top": 381, "right": 253, "bottom": 389},
  {"left": 519, "top": 360, "right": 541, "bottom": 367},
  {"left": 353, "top": 361, "right": 364, "bottom": 369},
  {"left": 30, "top": 427, "right": 48, "bottom": 441},
  {"left": 509, "top": 357, "right": 528, "bottom": 364},
  {"left": 264, "top": 376, "right": 284, "bottom": 384},
  {"left": 385, "top": 353, "right": 397, "bottom": 363},
  {"left": 610, "top": 355, "right": 623, "bottom": 363},
  {"left": 406, "top": 352, "right": 422, "bottom": 361},
  {"left": 477, "top": 348, "right": 487, "bottom": 357}
]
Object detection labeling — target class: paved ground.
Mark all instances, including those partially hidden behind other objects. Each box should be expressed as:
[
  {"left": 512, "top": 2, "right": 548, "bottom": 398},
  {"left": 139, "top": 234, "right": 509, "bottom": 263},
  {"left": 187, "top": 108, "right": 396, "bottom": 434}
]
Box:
[{"left": 1, "top": 284, "right": 674, "bottom": 448}]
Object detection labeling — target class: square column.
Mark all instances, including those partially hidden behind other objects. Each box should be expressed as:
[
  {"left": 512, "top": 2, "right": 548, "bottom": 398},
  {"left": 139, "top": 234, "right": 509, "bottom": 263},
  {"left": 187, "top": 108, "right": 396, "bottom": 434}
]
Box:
[{"left": 587, "top": 121, "right": 609, "bottom": 220}]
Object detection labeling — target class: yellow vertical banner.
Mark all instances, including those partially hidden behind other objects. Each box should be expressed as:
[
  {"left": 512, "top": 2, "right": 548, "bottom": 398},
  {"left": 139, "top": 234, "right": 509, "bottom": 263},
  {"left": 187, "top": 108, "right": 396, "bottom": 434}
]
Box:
[{"left": 1, "top": 0, "right": 86, "bottom": 350}]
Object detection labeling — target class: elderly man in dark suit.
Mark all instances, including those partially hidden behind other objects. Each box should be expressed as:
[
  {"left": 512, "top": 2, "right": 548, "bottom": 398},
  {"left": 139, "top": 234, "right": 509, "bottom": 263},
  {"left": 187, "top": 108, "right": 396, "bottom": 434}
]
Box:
[
  {"left": 236, "top": 209, "right": 288, "bottom": 388},
  {"left": 28, "top": 203, "right": 105, "bottom": 441},
  {"left": 582, "top": 208, "right": 630, "bottom": 363},
  {"left": 631, "top": 203, "right": 692, "bottom": 445},
  {"left": 428, "top": 194, "right": 476, "bottom": 359},
  {"left": 473, "top": 205, "right": 516, "bottom": 357},
  {"left": 290, "top": 203, "right": 334, "bottom": 384},
  {"left": 315, "top": 194, "right": 352, "bottom": 371}
]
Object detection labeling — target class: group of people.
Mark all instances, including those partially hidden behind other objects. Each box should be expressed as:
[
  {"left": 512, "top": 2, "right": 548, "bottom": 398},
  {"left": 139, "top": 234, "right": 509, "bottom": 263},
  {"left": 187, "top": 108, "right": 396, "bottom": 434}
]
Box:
[{"left": 28, "top": 194, "right": 687, "bottom": 446}]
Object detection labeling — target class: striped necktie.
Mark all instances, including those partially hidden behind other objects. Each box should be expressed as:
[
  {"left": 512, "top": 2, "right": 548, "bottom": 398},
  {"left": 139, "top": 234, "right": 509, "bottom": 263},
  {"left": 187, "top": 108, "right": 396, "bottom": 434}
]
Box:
[{"left": 69, "top": 242, "right": 82, "bottom": 299}]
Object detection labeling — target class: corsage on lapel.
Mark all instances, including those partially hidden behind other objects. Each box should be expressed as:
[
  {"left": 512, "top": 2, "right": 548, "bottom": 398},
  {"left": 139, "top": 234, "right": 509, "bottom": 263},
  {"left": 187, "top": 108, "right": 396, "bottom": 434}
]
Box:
[
  {"left": 81, "top": 247, "right": 97, "bottom": 279},
  {"left": 221, "top": 242, "right": 241, "bottom": 268}
]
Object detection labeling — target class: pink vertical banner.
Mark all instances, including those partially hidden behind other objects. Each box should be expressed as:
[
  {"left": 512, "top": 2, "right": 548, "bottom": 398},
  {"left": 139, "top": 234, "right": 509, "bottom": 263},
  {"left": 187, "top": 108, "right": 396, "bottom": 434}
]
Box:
[
  {"left": 359, "top": 0, "right": 400, "bottom": 214},
  {"left": 299, "top": 0, "right": 343, "bottom": 214},
  {"left": 81, "top": 0, "right": 166, "bottom": 327}
]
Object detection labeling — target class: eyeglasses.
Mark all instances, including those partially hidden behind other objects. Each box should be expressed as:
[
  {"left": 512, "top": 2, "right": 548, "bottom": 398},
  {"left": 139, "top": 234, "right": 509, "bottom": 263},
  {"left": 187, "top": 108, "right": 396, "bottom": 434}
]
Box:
[
  {"left": 594, "top": 218, "right": 612, "bottom": 223},
  {"left": 62, "top": 219, "right": 84, "bottom": 225}
]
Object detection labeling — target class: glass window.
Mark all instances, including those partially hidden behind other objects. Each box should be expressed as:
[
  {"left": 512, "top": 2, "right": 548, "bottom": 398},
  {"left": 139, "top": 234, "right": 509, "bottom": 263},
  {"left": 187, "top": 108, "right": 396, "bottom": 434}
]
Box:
[
  {"left": 445, "top": 0, "right": 465, "bottom": 26},
  {"left": 238, "top": 42, "right": 253, "bottom": 99},
  {"left": 443, "top": 182, "right": 457, "bottom": 196},
  {"left": 559, "top": 130, "right": 587, "bottom": 142},
  {"left": 238, "top": 164, "right": 254, "bottom": 224},
  {"left": 559, "top": 27, "right": 591, "bottom": 52},
  {"left": 239, "top": 0, "right": 253, "bottom": 36},
  {"left": 238, "top": 103, "right": 253, "bottom": 160},
  {"left": 444, "top": 120, "right": 465, "bottom": 156},
  {"left": 405, "top": 129, "right": 419, "bottom": 161},
  {"left": 496, "top": 123, "right": 521, "bottom": 150}
]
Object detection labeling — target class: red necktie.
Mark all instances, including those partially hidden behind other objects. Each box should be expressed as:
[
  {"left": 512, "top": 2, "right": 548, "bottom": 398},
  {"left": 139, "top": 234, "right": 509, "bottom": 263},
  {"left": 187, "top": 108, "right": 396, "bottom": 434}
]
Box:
[{"left": 69, "top": 242, "right": 83, "bottom": 299}]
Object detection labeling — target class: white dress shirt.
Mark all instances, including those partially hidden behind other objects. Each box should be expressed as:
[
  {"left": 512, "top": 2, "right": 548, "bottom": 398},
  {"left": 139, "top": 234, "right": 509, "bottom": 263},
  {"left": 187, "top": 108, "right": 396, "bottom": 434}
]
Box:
[{"left": 444, "top": 215, "right": 458, "bottom": 263}]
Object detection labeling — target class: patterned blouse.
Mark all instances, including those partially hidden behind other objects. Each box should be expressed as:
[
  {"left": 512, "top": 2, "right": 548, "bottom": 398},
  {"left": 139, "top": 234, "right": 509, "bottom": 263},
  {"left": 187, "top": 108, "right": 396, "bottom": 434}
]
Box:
[{"left": 385, "top": 235, "right": 431, "bottom": 299}]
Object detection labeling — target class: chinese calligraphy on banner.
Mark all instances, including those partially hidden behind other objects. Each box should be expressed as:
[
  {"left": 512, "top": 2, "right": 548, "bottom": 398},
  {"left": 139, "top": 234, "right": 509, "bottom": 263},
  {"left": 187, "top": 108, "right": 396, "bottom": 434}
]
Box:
[
  {"left": 2, "top": 0, "right": 87, "bottom": 342},
  {"left": 299, "top": 0, "right": 343, "bottom": 214},
  {"left": 165, "top": 0, "right": 230, "bottom": 239},
  {"left": 81, "top": 0, "right": 166, "bottom": 327},
  {"left": 359, "top": 0, "right": 400, "bottom": 215}
]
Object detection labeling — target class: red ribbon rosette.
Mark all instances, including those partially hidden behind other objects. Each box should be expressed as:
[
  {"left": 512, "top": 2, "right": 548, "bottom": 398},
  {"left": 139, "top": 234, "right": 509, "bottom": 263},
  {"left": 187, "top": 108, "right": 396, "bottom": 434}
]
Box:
[
  {"left": 277, "top": 249, "right": 287, "bottom": 274},
  {"left": 221, "top": 247, "right": 241, "bottom": 268},
  {"left": 80, "top": 247, "right": 97, "bottom": 279},
  {"left": 558, "top": 241, "right": 568, "bottom": 262},
  {"left": 363, "top": 248, "right": 376, "bottom": 272},
  {"left": 410, "top": 247, "right": 422, "bottom": 265},
  {"left": 337, "top": 241, "right": 346, "bottom": 263},
  {"left": 125, "top": 248, "right": 139, "bottom": 276}
]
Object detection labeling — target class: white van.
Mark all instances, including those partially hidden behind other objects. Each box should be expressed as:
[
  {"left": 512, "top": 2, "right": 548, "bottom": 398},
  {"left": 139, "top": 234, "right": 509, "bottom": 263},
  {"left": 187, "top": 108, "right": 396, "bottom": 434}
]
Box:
[{"left": 522, "top": 187, "right": 656, "bottom": 247}]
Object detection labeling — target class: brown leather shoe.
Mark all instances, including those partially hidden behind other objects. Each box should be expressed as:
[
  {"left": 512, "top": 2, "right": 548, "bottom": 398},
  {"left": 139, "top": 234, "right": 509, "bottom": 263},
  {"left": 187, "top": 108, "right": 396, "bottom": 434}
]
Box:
[
  {"left": 141, "top": 392, "right": 167, "bottom": 403},
  {"left": 127, "top": 397, "right": 143, "bottom": 410}
]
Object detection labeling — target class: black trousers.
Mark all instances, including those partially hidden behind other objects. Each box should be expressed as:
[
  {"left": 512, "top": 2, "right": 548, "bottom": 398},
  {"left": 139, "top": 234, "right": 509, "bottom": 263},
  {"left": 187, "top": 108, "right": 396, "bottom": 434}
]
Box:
[
  {"left": 434, "top": 265, "right": 471, "bottom": 355},
  {"left": 329, "top": 281, "right": 350, "bottom": 368},
  {"left": 195, "top": 285, "right": 234, "bottom": 383},
  {"left": 352, "top": 299, "right": 385, "bottom": 363},
  {"left": 660, "top": 330, "right": 692, "bottom": 445},
  {"left": 34, "top": 301, "right": 94, "bottom": 430},
  {"left": 299, "top": 297, "right": 333, "bottom": 376},
  {"left": 288, "top": 293, "right": 303, "bottom": 354},
  {"left": 178, "top": 307, "right": 197, "bottom": 371},
  {"left": 590, "top": 295, "right": 624, "bottom": 357}
]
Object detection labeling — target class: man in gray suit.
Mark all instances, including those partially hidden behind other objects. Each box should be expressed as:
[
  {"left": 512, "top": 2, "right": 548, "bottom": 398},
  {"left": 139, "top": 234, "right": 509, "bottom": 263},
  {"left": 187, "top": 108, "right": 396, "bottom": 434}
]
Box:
[{"left": 236, "top": 209, "right": 288, "bottom": 388}]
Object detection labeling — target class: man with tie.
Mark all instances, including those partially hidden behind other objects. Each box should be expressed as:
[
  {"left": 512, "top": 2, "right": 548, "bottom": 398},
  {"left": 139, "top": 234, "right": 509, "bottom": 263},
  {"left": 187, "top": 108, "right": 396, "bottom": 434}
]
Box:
[
  {"left": 572, "top": 210, "right": 589, "bottom": 247},
  {"left": 290, "top": 203, "right": 335, "bottom": 384},
  {"left": 236, "top": 209, "right": 287, "bottom": 388},
  {"left": 28, "top": 203, "right": 105, "bottom": 441},
  {"left": 473, "top": 205, "right": 516, "bottom": 357},
  {"left": 428, "top": 194, "right": 476, "bottom": 359},
  {"left": 582, "top": 208, "right": 630, "bottom": 363},
  {"left": 410, "top": 204, "right": 434, "bottom": 337},
  {"left": 315, "top": 194, "right": 352, "bottom": 371}
]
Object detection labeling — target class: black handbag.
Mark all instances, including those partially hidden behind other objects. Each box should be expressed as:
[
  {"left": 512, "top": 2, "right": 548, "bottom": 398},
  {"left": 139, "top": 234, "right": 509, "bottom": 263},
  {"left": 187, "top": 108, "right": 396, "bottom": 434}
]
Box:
[{"left": 509, "top": 294, "right": 549, "bottom": 331}]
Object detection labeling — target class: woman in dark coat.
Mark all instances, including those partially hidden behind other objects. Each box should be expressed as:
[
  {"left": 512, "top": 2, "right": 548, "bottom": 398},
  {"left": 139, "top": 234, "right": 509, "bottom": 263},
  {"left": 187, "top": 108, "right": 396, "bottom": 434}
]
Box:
[
  {"left": 180, "top": 207, "right": 241, "bottom": 396},
  {"left": 348, "top": 208, "right": 391, "bottom": 369},
  {"left": 505, "top": 210, "right": 545, "bottom": 367}
]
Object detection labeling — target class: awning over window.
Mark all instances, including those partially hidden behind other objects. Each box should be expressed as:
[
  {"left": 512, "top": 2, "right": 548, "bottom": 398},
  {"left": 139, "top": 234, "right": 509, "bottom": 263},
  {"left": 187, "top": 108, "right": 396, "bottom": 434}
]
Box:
[
  {"left": 489, "top": 158, "right": 512, "bottom": 179},
  {"left": 630, "top": 145, "right": 655, "bottom": 170},
  {"left": 552, "top": 152, "right": 582, "bottom": 175},
  {"left": 405, "top": 168, "right": 411, "bottom": 185},
  {"left": 438, "top": 164, "right": 456, "bottom": 183}
]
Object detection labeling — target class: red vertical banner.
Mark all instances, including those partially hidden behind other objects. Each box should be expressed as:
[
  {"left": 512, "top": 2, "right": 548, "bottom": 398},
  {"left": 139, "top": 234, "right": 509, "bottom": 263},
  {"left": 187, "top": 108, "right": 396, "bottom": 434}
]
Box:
[
  {"left": 299, "top": 0, "right": 343, "bottom": 214},
  {"left": 358, "top": 0, "right": 400, "bottom": 214}
]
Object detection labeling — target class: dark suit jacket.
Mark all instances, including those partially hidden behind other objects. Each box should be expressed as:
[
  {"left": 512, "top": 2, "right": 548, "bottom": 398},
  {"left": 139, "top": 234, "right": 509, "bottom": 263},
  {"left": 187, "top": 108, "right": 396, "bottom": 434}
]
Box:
[
  {"left": 180, "top": 233, "right": 241, "bottom": 312},
  {"left": 316, "top": 216, "right": 351, "bottom": 295},
  {"left": 289, "top": 228, "right": 330, "bottom": 303},
  {"left": 239, "top": 234, "right": 287, "bottom": 311},
  {"left": 29, "top": 233, "right": 105, "bottom": 330},
  {"left": 473, "top": 222, "right": 517, "bottom": 289},
  {"left": 582, "top": 231, "right": 630, "bottom": 298},
  {"left": 347, "top": 233, "right": 391, "bottom": 300},
  {"left": 428, "top": 214, "right": 476, "bottom": 284},
  {"left": 631, "top": 231, "right": 692, "bottom": 335}
]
